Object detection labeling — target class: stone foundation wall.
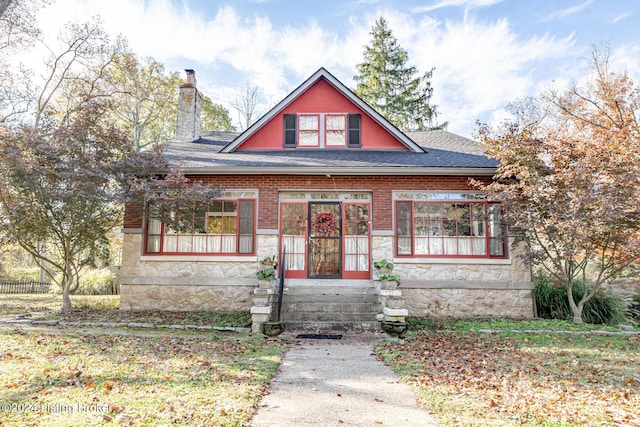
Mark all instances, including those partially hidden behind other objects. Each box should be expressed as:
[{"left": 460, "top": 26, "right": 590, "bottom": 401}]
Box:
[
  {"left": 608, "top": 278, "right": 640, "bottom": 300},
  {"left": 118, "top": 232, "right": 278, "bottom": 311},
  {"left": 402, "top": 288, "right": 534, "bottom": 318},
  {"left": 120, "top": 284, "right": 253, "bottom": 312},
  {"left": 118, "top": 231, "right": 534, "bottom": 317},
  {"left": 372, "top": 234, "right": 534, "bottom": 318}
]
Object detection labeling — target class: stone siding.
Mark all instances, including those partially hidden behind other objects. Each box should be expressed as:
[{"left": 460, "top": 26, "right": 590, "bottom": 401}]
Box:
[
  {"left": 118, "top": 232, "right": 534, "bottom": 317},
  {"left": 120, "top": 284, "right": 253, "bottom": 312},
  {"left": 402, "top": 288, "right": 534, "bottom": 318},
  {"left": 372, "top": 235, "right": 534, "bottom": 318},
  {"left": 118, "top": 232, "right": 278, "bottom": 312}
]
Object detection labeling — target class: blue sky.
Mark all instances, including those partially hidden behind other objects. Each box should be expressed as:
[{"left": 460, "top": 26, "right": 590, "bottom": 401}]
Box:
[{"left": 32, "top": 0, "right": 640, "bottom": 136}]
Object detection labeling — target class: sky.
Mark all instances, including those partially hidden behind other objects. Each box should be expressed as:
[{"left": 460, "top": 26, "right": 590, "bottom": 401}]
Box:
[{"left": 29, "top": 0, "right": 640, "bottom": 137}]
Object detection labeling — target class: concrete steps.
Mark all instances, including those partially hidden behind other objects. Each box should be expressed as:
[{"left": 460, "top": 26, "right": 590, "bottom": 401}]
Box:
[{"left": 278, "top": 283, "right": 381, "bottom": 331}]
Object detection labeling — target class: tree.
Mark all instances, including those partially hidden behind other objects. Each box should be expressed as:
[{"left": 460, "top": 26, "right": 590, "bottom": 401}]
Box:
[
  {"left": 0, "top": 0, "right": 41, "bottom": 51},
  {"left": 0, "top": 20, "right": 218, "bottom": 312},
  {"left": 105, "top": 50, "right": 183, "bottom": 151},
  {"left": 353, "top": 17, "right": 445, "bottom": 131},
  {"left": 477, "top": 47, "right": 640, "bottom": 324},
  {"left": 0, "top": 20, "right": 131, "bottom": 312},
  {"left": 0, "top": 0, "right": 43, "bottom": 122},
  {"left": 231, "top": 83, "right": 262, "bottom": 131},
  {"left": 201, "top": 95, "right": 236, "bottom": 132}
]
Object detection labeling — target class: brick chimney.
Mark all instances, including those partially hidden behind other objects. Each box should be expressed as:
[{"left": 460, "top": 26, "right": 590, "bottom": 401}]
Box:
[{"left": 175, "top": 69, "right": 202, "bottom": 142}]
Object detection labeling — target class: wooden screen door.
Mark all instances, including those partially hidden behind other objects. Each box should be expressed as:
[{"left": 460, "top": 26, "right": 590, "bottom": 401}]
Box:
[{"left": 308, "top": 202, "right": 341, "bottom": 278}]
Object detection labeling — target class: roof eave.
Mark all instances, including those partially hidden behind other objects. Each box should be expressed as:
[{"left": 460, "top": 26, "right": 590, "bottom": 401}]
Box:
[{"left": 160, "top": 166, "right": 497, "bottom": 176}]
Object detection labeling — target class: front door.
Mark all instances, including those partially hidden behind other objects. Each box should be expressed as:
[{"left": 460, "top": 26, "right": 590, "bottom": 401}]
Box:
[
  {"left": 308, "top": 202, "right": 342, "bottom": 278},
  {"left": 280, "top": 198, "right": 370, "bottom": 280}
]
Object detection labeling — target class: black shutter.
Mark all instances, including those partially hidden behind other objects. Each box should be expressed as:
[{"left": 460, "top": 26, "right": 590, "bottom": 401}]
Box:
[
  {"left": 348, "top": 114, "right": 361, "bottom": 147},
  {"left": 284, "top": 114, "right": 297, "bottom": 147}
]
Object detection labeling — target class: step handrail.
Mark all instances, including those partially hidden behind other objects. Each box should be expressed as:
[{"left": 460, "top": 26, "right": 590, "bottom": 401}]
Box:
[{"left": 276, "top": 246, "right": 286, "bottom": 323}]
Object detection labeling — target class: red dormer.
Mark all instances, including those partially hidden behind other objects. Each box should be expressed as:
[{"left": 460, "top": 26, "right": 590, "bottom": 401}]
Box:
[{"left": 222, "top": 68, "right": 423, "bottom": 153}]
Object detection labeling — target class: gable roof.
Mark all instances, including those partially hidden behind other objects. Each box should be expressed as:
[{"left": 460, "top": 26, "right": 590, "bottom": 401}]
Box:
[
  {"left": 160, "top": 130, "right": 498, "bottom": 176},
  {"left": 221, "top": 67, "right": 424, "bottom": 153}
]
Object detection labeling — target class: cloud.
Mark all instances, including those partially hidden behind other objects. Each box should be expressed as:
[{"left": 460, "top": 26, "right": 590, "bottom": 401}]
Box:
[
  {"left": 538, "top": 0, "right": 594, "bottom": 22},
  {"left": 405, "top": 17, "right": 575, "bottom": 134},
  {"left": 411, "top": 0, "right": 504, "bottom": 14},
  {"left": 612, "top": 13, "right": 630, "bottom": 24},
  {"left": 26, "top": 0, "right": 586, "bottom": 136}
]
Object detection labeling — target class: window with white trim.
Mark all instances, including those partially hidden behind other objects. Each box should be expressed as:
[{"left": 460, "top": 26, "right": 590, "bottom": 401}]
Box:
[
  {"left": 325, "top": 115, "right": 346, "bottom": 146},
  {"left": 298, "top": 115, "right": 319, "bottom": 147},
  {"left": 283, "top": 113, "right": 360, "bottom": 148},
  {"left": 395, "top": 194, "right": 507, "bottom": 258},
  {"left": 145, "top": 199, "right": 255, "bottom": 255}
]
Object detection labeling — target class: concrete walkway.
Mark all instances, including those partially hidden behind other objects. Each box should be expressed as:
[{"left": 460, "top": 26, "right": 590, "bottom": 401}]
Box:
[{"left": 250, "top": 332, "right": 439, "bottom": 427}]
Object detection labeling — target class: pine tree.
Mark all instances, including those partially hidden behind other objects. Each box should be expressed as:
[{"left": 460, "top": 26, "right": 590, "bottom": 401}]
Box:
[{"left": 354, "top": 17, "right": 445, "bottom": 131}]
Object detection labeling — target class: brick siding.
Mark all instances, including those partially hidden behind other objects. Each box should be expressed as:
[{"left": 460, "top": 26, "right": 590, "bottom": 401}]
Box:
[{"left": 123, "top": 175, "right": 492, "bottom": 230}]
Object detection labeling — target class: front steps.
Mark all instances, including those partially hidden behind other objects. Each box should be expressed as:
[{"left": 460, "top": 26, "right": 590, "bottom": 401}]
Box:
[{"left": 278, "top": 281, "right": 381, "bottom": 331}]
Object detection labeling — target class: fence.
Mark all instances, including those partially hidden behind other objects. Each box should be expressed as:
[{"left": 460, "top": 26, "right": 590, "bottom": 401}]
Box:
[{"left": 0, "top": 279, "right": 51, "bottom": 294}]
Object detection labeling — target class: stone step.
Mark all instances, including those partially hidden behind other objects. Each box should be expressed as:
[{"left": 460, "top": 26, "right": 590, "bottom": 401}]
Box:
[
  {"left": 273, "top": 281, "right": 383, "bottom": 331},
  {"left": 283, "top": 320, "right": 382, "bottom": 332},
  {"left": 282, "top": 311, "right": 379, "bottom": 322},
  {"left": 283, "top": 285, "right": 377, "bottom": 296},
  {"left": 281, "top": 301, "right": 380, "bottom": 313},
  {"left": 283, "top": 294, "right": 379, "bottom": 304}
]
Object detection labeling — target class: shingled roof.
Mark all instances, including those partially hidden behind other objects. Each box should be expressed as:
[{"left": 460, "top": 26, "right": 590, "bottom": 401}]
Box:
[{"left": 160, "top": 130, "right": 498, "bottom": 176}]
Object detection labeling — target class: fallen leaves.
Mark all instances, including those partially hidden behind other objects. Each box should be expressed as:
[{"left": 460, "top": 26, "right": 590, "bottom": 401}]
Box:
[
  {"left": 379, "top": 330, "right": 640, "bottom": 425},
  {"left": 0, "top": 330, "right": 287, "bottom": 426}
]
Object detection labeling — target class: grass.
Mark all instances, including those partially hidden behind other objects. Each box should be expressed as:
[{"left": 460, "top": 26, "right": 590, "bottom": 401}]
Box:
[
  {"left": 409, "top": 317, "right": 639, "bottom": 332},
  {"left": 0, "top": 294, "right": 251, "bottom": 327},
  {"left": 5, "top": 295, "right": 639, "bottom": 426},
  {"left": 0, "top": 294, "right": 286, "bottom": 426},
  {"left": 378, "top": 318, "right": 640, "bottom": 426}
]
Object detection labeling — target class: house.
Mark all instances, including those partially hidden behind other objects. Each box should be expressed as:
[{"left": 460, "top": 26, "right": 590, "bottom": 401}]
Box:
[{"left": 117, "top": 68, "right": 534, "bottom": 331}]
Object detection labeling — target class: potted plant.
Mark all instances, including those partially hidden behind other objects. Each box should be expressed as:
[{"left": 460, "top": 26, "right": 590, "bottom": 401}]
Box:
[
  {"left": 373, "top": 259, "right": 394, "bottom": 275},
  {"left": 257, "top": 256, "right": 278, "bottom": 287},
  {"left": 379, "top": 273, "right": 400, "bottom": 290},
  {"left": 259, "top": 255, "right": 278, "bottom": 270}
]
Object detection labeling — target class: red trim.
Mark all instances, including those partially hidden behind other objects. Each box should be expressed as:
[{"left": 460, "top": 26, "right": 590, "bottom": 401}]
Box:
[
  {"left": 324, "top": 114, "right": 347, "bottom": 147},
  {"left": 394, "top": 200, "right": 508, "bottom": 259},
  {"left": 342, "top": 202, "right": 371, "bottom": 280},
  {"left": 280, "top": 202, "right": 308, "bottom": 278},
  {"left": 297, "top": 114, "right": 320, "bottom": 147},
  {"left": 143, "top": 199, "right": 257, "bottom": 256}
]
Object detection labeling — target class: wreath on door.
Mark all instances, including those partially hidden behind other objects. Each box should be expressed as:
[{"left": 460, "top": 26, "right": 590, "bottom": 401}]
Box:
[{"left": 313, "top": 212, "right": 336, "bottom": 235}]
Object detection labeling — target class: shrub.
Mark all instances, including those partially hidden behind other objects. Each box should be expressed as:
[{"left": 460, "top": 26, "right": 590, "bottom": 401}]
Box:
[
  {"left": 52, "top": 268, "right": 118, "bottom": 295},
  {"left": 534, "top": 275, "right": 627, "bottom": 325}
]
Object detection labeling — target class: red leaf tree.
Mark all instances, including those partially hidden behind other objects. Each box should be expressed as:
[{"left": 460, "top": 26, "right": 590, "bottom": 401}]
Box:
[{"left": 477, "top": 47, "right": 640, "bottom": 324}]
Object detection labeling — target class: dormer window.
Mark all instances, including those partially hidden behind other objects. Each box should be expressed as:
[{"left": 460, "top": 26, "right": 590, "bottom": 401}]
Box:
[
  {"left": 299, "top": 114, "right": 320, "bottom": 147},
  {"left": 326, "top": 115, "right": 346, "bottom": 147},
  {"left": 283, "top": 113, "right": 361, "bottom": 148}
]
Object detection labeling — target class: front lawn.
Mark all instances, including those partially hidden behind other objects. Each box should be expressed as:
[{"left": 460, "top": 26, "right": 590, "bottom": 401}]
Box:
[
  {"left": 0, "top": 294, "right": 251, "bottom": 328},
  {"left": 0, "top": 295, "right": 285, "bottom": 426},
  {"left": 0, "top": 328, "right": 286, "bottom": 426},
  {"left": 378, "top": 318, "right": 640, "bottom": 426}
]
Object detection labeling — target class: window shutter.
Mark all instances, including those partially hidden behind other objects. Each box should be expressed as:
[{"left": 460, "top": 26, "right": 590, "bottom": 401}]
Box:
[
  {"left": 348, "top": 114, "right": 361, "bottom": 147},
  {"left": 284, "top": 114, "right": 297, "bottom": 147}
]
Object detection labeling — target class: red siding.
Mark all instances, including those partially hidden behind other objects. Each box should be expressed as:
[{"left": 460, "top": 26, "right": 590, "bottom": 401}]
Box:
[
  {"left": 237, "top": 78, "right": 408, "bottom": 151},
  {"left": 123, "top": 175, "right": 492, "bottom": 230}
]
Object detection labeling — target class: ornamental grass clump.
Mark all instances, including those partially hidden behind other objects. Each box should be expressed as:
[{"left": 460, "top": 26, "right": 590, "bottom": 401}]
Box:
[{"left": 534, "top": 275, "right": 627, "bottom": 325}]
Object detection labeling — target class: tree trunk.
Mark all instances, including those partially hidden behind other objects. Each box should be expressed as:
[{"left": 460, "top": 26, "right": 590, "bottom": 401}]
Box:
[
  {"left": 60, "top": 270, "right": 73, "bottom": 313},
  {"left": 60, "top": 287, "right": 72, "bottom": 312},
  {"left": 566, "top": 283, "right": 584, "bottom": 324}
]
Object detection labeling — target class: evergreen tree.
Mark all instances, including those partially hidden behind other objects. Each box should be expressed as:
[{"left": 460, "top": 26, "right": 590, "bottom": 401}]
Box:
[{"left": 354, "top": 17, "right": 445, "bottom": 131}]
